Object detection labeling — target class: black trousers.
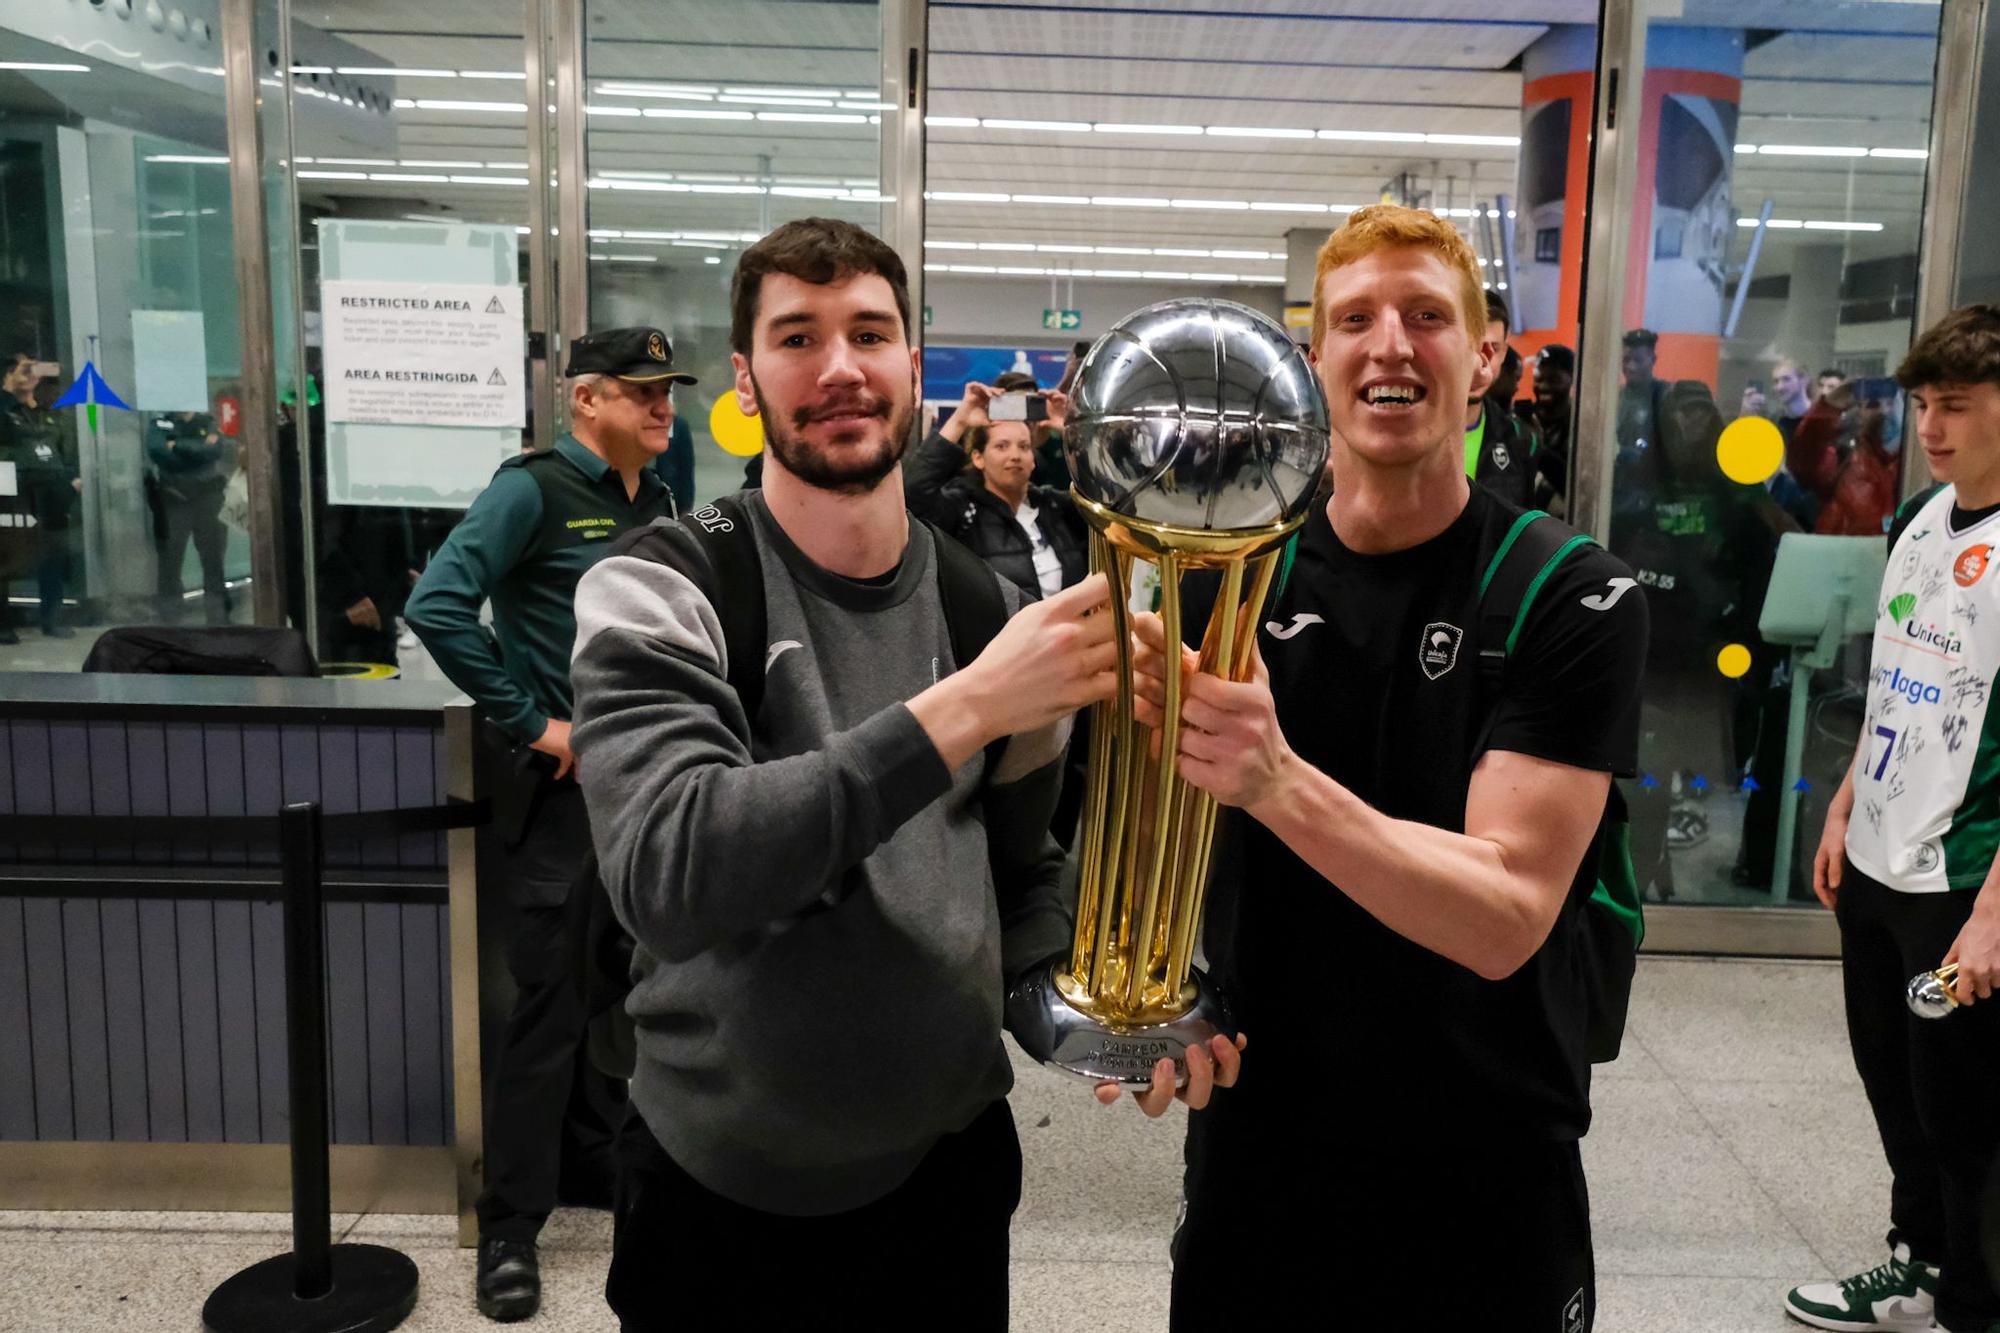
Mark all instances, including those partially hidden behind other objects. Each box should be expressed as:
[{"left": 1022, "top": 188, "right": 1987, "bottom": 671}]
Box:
[
  {"left": 475, "top": 780, "right": 628, "bottom": 1243},
  {"left": 36, "top": 523, "right": 69, "bottom": 629},
  {"left": 605, "top": 1100, "right": 1020, "bottom": 1332},
  {"left": 157, "top": 484, "right": 228, "bottom": 616},
  {"left": 1837, "top": 858, "right": 2000, "bottom": 1329},
  {"left": 1173, "top": 1090, "right": 1595, "bottom": 1332}
]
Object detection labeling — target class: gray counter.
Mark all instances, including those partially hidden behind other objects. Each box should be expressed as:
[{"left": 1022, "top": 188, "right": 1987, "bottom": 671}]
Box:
[{"left": 0, "top": 672, "right": 481, "bottom": 1233}]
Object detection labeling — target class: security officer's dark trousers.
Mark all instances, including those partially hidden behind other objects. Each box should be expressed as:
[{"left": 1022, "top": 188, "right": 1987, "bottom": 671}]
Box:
[
  {"left": 157, "top": 480, "right": 229, "bottom": 622},
  {"left": 476, "top": 779, "right": 628, "bottom": 1243}
]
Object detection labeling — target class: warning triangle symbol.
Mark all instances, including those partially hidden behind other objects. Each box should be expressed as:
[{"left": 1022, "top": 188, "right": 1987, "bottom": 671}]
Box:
[
  {"left": 487, "top": 367, "right": 507, "bottom": 386},
  {"left": 484, "top": 295, "right": 507, "bottom": 315}
]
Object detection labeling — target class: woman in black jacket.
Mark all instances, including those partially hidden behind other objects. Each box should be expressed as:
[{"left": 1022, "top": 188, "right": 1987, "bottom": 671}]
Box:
[
  {"left": 906, "top": 378, "right": 1094, "bottom": 847},
  {"left": 904, "top": 380, "right": 1088, "bottom": 601}
]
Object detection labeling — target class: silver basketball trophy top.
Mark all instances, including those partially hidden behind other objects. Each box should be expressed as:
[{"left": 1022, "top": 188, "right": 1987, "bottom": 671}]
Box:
[
  {"left": 1007, "top": 299, "right": 1329, "bottom": 1088},
  {"left": 1066, "top": 297, "right": 1328, "bottom": 533},
  {"left": 1907, "top": 964, "right": 1962, "bottom": 1019}
]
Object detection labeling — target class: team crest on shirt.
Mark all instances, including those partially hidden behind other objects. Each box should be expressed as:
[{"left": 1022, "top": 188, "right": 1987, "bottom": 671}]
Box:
[
  {"left": 1955, "top": 544, "right": 1991, "bottom": 587},
  {"left": 1491, "top": 440, "right": 1511, "bottom": 470},
  {"left": 1418, "top": 621, "right": 1463, "bottom": 680}
]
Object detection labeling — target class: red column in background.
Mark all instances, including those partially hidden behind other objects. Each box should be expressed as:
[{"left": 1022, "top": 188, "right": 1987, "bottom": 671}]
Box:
[
  {"left": 1513, "top": 26, "right": 1744, "bottom": 393},
  {"left": 1512, "top": 25, "right": 1598, "bottom": 364},
  {"left": 1624, "top": 44, "right": 1744, "bottom": 388}
]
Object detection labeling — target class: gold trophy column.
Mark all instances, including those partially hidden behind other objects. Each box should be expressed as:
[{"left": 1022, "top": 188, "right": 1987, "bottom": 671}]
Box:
[{"left": 1060, "top": 497, "right": 1293, "bottom": 1030}]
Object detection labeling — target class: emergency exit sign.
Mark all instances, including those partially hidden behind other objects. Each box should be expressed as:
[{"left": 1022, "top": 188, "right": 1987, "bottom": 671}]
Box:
[{"left": 1042, "top": 308, "right": 1081, "bottom": 331}]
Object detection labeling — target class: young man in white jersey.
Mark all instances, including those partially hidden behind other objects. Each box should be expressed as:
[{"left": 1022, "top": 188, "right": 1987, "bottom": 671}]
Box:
[{"left": 1787, "top": 304, "right": 2000, "bottom": 1333}]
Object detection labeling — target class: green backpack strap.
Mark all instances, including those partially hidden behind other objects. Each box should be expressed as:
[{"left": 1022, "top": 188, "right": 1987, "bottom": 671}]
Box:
[
  {"left": 1475, "top": 509, "right": 1593, "bottom": 677},
  {"left": 1271, "top": 531, "right": 1299, "bottom": 608},
  {"left": 1474, "top": 510, "right": 1643, "bottom": 949}
]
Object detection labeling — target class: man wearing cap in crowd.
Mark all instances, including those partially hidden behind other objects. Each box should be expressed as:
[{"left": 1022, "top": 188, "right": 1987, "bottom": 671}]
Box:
[
  {"left": 1529, "top": 344, "right": 1576, "bottom": 512},
  {"left": 405, "top": 325, "right": 691, "bottom": 1322},
  {"left": 1618, "top": 327, "right": 1668, "bottom": 461}
]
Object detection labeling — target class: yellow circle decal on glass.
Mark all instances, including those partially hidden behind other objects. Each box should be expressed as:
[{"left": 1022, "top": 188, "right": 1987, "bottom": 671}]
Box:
[
  {"left": 1716, "top": 643, "right": 1752, "bottom": 679},
  {"left": 709, "top": 394, "right": 764, "bottom": 457},
  {"left": 1715, "top": 416, "right": 1785, "bottom": 485}
]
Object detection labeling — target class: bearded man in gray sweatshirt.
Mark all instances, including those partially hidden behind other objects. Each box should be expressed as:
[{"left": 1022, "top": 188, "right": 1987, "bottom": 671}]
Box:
[{"left": 570, "top": 218, "right": 1241, "bottom": 1330}]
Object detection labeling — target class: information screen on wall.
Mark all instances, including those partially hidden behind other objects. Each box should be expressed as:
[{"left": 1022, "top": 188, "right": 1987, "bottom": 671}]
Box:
[{"left": 322, "top": 281, "right": 524, "bottom": 428}]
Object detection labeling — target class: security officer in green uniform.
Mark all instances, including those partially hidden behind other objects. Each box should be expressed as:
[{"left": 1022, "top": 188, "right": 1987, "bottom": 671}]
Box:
[
  {"left": 405, "top": 326, "right": 689, "bottom": 1323},
  {"left": 145, "top": 408, "right": 230, "bottom": 623}
]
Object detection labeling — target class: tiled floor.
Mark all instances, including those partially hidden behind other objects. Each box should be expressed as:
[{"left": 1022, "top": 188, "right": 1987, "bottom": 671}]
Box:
[{"left": 0, "top": 957, "right": 1898, "bottom": 1331}]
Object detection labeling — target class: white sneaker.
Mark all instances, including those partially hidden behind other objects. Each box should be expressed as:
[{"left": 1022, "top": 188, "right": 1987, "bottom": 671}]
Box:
[{"left": 1783, "top": 1242, "right": 1939, "bottom": 1331}]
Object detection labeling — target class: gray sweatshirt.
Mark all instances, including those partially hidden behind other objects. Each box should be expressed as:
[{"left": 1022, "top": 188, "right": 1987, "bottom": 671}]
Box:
[{"left": 569, "top": 493, "right": 1072, "bottom": 1216}]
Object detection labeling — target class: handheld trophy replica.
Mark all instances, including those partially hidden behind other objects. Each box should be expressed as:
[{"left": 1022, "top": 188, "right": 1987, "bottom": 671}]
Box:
[
  {"left": 1007, "top": 298, "right": 1330, "bottom": 1084},
  {"left": 1907, "top": 963, "right": 1963, "bottom": 1019}
]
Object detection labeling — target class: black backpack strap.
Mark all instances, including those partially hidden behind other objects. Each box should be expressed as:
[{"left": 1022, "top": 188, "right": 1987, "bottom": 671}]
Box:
[
  {"left": 923, "top": 518, "right": 1012, "bottom": 778},
  {"left": 678, "top": 492, "right": 768, "bottom": 722}
]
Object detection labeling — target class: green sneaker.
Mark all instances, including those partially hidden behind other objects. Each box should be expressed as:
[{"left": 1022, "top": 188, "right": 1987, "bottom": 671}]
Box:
[{"left": 1784, "top": 1242, "right": 1939, "bottom": 1331}]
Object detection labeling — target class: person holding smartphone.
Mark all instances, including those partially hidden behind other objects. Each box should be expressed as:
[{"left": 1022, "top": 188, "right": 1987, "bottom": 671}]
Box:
[
  {"left": 907, "top": 376, "right": 1087, "bottom": 604},
  {"left": 907, "top": 375, "right": 1094, "bottom": 846}
]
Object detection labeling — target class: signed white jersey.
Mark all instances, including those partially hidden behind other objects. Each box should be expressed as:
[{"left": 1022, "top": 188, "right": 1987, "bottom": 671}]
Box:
[{"left": 1846, "top": 485, "right": 2000, "bottom": 894}]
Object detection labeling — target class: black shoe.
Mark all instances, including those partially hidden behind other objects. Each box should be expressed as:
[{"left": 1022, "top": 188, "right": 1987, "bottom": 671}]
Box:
[{"left": 475, "top": 1238, "right": 540, "bottom": 1322}]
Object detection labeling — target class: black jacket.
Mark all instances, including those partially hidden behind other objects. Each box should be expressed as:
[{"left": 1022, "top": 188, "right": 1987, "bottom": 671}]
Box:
[
  {"left": 904, "top": 429, "right": 1089, "bottom": 600},
  {"left": 0, "top": 397, "right": 77, "bottom": 529},
  {"left": 1469, "top": 397, "right": 1538, "bottom": 509}
]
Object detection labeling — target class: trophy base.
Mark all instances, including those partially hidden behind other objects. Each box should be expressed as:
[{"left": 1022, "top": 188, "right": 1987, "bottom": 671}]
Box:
[{"left": 1006, "top": 960, "right": 1236, "bottom": 1086}]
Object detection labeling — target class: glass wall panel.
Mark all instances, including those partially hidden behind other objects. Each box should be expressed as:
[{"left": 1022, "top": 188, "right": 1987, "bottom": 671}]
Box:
[
  {"left": 0, "top": 4, "right": 254, "bottom": 662},
  {"left": 278, "top": 6, "right": 531, "bottom": 678},
  {"left": 582, "top": 0, "right": 887, "bottom": 509},
  {"left": 1594, "top": 0, "right": 1943, "bottom": 906}
]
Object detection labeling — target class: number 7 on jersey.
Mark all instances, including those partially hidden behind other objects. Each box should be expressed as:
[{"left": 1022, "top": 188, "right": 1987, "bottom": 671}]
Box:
[{"left": 1871, "top": 724, "right": 1898, "bottom": 781}]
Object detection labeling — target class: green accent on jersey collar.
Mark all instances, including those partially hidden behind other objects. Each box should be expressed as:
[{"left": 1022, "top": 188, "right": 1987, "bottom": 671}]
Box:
[{"left": 1465, "top": 408, "right": 1486, "bottom": 479}]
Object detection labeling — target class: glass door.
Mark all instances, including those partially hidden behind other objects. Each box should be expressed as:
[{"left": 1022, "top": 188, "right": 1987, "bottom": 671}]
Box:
[{"left": 1576, "top": 0, "right": 1951, "bottom": 925}]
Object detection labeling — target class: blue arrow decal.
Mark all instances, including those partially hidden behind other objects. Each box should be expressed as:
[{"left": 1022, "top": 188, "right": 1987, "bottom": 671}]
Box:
[{"left": 51, "top": 361, "right": 131, "bottom": 412}]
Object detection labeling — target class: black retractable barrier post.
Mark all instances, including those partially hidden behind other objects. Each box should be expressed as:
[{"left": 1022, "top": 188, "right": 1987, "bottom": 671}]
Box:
[
  {"left": 284, "top": 802, "right": 333, "bottom": 1299},
  {"left": 202, "top": 802, "right": 421, "bottom": 1333}
]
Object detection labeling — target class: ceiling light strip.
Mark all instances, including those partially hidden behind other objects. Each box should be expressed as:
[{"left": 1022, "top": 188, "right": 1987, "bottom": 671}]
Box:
[{"left": 924, "top": 116, "right": 1521, "bottom": 148}]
